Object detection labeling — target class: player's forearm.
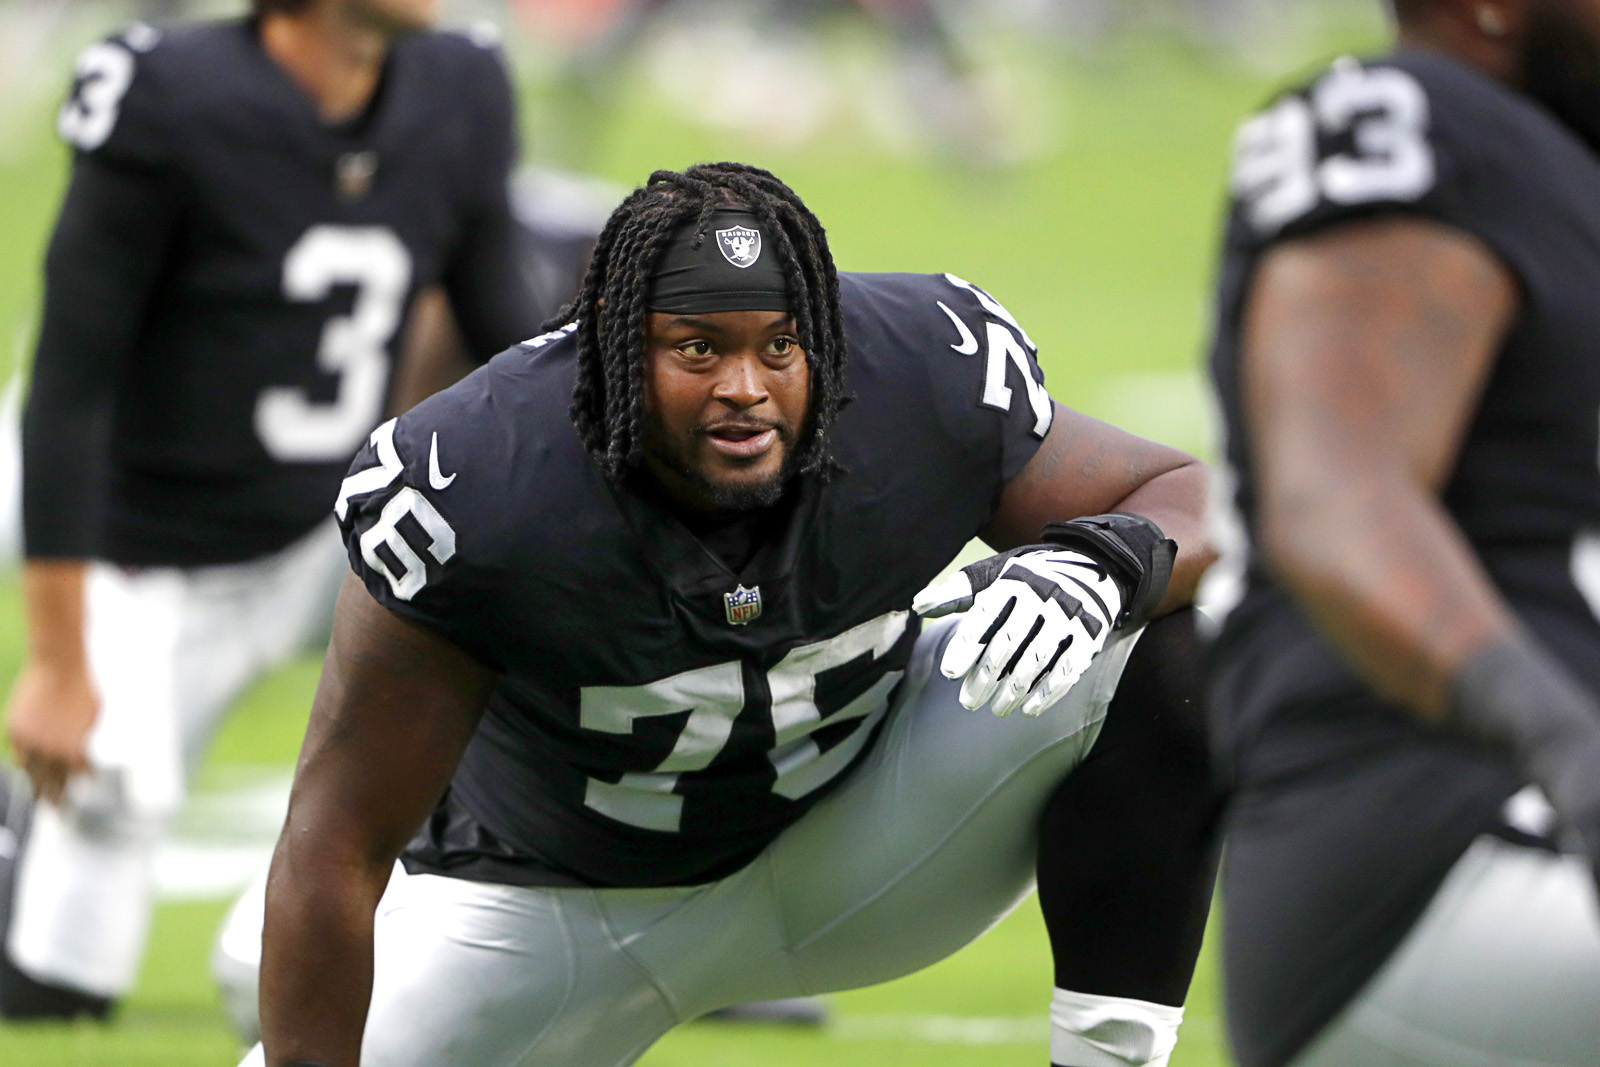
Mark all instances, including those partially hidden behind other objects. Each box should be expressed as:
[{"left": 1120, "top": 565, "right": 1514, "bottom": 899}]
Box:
[
  {"left": 1109, "top": 458, "right": 1214, "bottom": 617},
  {"left": 1258, "top": 467, "right": 1514, "bottom": 720},
  {"left": 258, "top": 832, "right": 391, "bottom": 1067},
  {"left": 19, "top": 560, "right": 89, "bottom": 672}
]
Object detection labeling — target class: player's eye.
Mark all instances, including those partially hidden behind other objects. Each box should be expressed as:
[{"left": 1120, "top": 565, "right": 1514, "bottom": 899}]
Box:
[
  {"left": 678, "top": 340, "right": 713, "bottom": 358},
  {"left": 767, "top": 337, "right": 801, "bottom": 358}
]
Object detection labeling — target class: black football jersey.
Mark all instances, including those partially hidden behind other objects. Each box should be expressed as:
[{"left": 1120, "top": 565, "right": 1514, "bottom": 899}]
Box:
[
  {"left": 1207, "top": 51, "right": 1600, "bottom": 759},
  {"left": 336, "top": 271, "right": 1054, "bottom": 887},
  {"left": 25, "top": 18, "right": 533, "bottom": 566}
]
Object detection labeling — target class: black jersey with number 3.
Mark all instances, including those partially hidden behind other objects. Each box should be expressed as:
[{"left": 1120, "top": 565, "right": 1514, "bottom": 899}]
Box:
[
  {"left": 25, "top": 18, "right": 533, "bottom": 566},
  {"left": 1208, "top": 52, "right": 1600, "bottom": 813},
  {"left": 336, "top": 271, "right": 1053, "bottom": 888}
]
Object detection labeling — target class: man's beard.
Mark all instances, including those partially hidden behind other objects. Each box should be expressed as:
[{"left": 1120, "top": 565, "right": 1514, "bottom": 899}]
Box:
[
  {"left": 1522, "top": 3, "right": 1600, "bottom": 157},
  {"left": 644, "top": 420, "right": 801, "bottom": 513}
]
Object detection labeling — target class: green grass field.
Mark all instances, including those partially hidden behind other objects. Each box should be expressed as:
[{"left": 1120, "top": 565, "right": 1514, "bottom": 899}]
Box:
[{"left": 0, "top": 5, "right": 1387, "bottom": 1064}]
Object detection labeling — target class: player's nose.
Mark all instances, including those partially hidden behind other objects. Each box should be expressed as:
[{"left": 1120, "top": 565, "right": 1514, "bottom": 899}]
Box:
[{"left": 710, "top": 351, "right": 770, "bottom": 408}]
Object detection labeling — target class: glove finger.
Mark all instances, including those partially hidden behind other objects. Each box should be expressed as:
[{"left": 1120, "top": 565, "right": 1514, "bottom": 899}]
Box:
[
  {"left": 913, "top": 570, "right": 975, "bottom": 618},
  {"left": 963, "top": 592, "right": 1045, "bottom": 712},
  {"left": 990, "top": 609, "right": 1071, "bottom": 718},
  {"left": 1021, "top": 612, "right": 1114, "bottom": 717},
  {"left": 1021, "top": 640, "right": 1091, "bottom": 718},
  {"left": 939, "top": 590, "right": 1010, "bottom": 681}
]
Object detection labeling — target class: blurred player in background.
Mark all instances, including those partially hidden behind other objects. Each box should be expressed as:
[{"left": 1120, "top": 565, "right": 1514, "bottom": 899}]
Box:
[
  {"left": 1205, "top": 0, "right": 1600, "bottom": 1064},
  {"left": 0, "top": 0, "right": 542, "bottom": 1020},
  {"left": 534, "top": 0, "right": 1000, "bottom": 161},
  {"left": 243, "top": 162, "right": 1222, "bottom": 1067}
]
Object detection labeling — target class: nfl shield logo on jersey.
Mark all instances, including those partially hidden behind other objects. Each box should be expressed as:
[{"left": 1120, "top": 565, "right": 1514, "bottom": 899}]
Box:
[
  {"left": 716, "top": 226, "right": 762, "bottom": 269},
  {"left": 724, "top": 584, "right": 762, "bottom": 625}
]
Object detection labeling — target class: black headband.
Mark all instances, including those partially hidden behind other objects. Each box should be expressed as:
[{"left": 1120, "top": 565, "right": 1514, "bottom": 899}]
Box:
[{"left": 646, "top": 208, "right": 792, "bottom": 314}]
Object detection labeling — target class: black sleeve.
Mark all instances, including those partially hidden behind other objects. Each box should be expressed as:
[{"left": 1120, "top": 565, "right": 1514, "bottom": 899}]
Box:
[
  {"left": 444, "top": 200, "right": 540, "bottom": 361},
  {"left": 1226, "top": 54, "right": 1542, "bottom": 274},
  {"left": 335, "top": 370, "right": 516, "bottom": 671},
  {"left": 442, "top": 47, "right": 541, "bottom": 360},
  {"left": 23, "top": 155, "right": 180, "bottom": 558},
  {"left": 918, "top": 273, "right": 1052, "bottom": 481}
]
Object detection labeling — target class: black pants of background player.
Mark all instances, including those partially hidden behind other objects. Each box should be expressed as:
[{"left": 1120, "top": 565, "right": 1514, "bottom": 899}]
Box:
[
  {"left": 1213, "top": 684, "right": 1600, "bottom": 1067},
  {"left": 1041, "top": 608, "right": 1226, "bottom": 1035}
]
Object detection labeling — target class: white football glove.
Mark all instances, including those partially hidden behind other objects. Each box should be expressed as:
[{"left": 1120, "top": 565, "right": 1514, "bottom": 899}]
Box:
[{"left": 913, "top": 547, "right": 1124, "bottom": 718}]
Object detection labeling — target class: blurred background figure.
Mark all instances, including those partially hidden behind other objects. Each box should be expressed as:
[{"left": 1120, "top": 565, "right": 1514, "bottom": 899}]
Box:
[
  {"left": 1204, "top": 0, "right": 1600, "bottom": 1065},
  {"left": 521, "top": 0, "right": 1018, "bottom": 163},
  {"left": 0, "top": 0, "right": 542, "bottom": 1022}
]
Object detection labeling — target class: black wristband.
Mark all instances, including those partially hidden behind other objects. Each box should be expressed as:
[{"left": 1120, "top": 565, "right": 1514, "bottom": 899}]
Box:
[
  {"left": 1039, "top": 513, "right": 1176, "bottom": 629},
  {"left": 283, "top": 1061, "right": 334, "bottom": 1067},
  {"left": 1448, "top": 636, "right": 1600, "bottom": 855}
]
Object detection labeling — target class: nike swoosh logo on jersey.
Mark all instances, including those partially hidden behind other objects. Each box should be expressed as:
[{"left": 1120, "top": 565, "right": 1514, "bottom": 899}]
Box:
[
  {"left": 936, "top": 300, "right": 979, "bottom": 355},
  {"left": 429, "top": 432, "right": 457, "bottom": 490}
]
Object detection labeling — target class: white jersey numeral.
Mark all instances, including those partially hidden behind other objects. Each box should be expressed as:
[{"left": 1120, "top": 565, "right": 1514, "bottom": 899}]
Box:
[
  {"left": 58, "top": 42, "right": 136, "bottom": 151},
  {"left": 256, "top": 225, "right": 412, "bottom": 462},
  {"left": 579, "top": 611, "right": 910, "bottom": 831},
  {"left": 1233, "top": 96, "right": 1319, "bottom": 233},
  {"left": 978, "top": 321, "right": 1053, "bottom": 438},
  {"left": 338, "top": 420, "right": 455, "bottom": 601},
  {"left": 581, "top": 662, "right": 746, "bottom": 833},
  {"left": 1233, "top": 61, "right": 1435, "bottom": 233},
  {"left": 1314, "top": 63, "right": 1434, "bottom": 206},
  {"left": 767, "top": 612, "right": 907, "bottom": 800},
  {"left": 941, "top": 276, "right": 1053, "bottom": 440},
  {"left": 334, "top": 419, "right": 403, "bottom": 521},
  {"left": 358, "top": 486, "right": 456, "bottom": 602}
]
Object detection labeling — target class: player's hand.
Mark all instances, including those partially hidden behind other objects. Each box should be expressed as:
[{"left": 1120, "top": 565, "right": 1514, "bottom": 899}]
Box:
[
  {"left": 1449, "top": 636, "right": 1600, "bottom": 879},
  {"left": 6, "top": 660, "right": 98, "bottom": 805},
  {"left": 914, "top": 547, "right": 1123, "bottom": 718}
]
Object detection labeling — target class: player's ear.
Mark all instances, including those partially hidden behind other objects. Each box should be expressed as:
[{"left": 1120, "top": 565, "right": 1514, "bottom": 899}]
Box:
[
  {"left": 1434, "top": 0, "right": 1524, "bottom": 39},
  {"left": 1472, "top": 0, "right": 1524, "bottom": 39}
]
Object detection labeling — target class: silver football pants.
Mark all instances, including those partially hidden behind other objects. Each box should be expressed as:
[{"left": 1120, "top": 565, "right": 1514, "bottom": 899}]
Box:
[
  {"left": 237, "top": 618, "right": 1156, "bottom": 1067},
  {"left": 1290, "top": 834, "right": 1600, "bottom": 1067}
]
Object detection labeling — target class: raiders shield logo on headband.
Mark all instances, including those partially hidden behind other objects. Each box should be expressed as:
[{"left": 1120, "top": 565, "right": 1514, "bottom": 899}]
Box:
[{"left": 716, "top": 226, "right": 762, "bottom": 269}]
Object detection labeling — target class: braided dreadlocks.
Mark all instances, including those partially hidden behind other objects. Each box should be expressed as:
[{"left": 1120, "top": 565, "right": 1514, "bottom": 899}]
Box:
[{"left": 556, "top": 163, "right": 848, "bottom": 483}]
